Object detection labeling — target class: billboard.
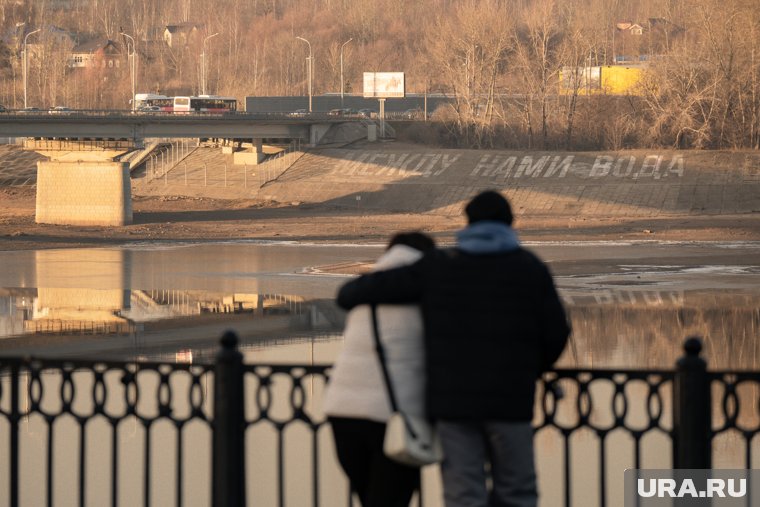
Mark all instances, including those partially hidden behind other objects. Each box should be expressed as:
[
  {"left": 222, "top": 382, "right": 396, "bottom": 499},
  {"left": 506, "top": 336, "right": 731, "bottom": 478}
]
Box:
[{"left": 363, "top": 72, "right": 405, "bottom": 98}]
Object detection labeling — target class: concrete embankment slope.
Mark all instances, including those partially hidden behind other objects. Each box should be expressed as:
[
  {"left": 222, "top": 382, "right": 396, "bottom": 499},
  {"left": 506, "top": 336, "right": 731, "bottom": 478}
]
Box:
[
  {"left": 260, "top": 144, "right": 760, "bottom": 220},
  {"left": 0, "top": 145, "right": 43, "bottom": 186}
]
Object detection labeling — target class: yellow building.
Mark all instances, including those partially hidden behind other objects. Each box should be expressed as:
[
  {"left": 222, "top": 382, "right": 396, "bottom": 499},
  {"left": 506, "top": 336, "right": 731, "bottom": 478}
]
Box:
[{"left": 559, "top": 65, "right": 645, "bottom": 96}]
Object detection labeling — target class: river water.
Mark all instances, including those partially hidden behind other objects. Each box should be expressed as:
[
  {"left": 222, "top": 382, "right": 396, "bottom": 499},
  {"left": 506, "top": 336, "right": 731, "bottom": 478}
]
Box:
[
  {"left": 0, "top": 240, "right": 759, "bottom": 506},
  {"left": 1, "top": 240, "right": 759, "bottom": 368}
]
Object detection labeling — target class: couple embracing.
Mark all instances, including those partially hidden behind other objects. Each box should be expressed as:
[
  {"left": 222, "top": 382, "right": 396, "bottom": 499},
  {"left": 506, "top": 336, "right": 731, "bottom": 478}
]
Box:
[{"left": 324, "top": 191, "right": 571, "bottom": 507}]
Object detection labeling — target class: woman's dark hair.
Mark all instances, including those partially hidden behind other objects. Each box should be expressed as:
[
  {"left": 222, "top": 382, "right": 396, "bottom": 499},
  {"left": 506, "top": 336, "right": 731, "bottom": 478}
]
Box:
[{"left": 387, "top": 232, "right": 436, "bottom": 252}]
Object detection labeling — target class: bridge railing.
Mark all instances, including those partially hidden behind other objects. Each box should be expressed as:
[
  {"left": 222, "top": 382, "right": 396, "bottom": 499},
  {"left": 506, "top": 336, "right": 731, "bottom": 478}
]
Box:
[
  {"left": 145, "top": 139, "right": 199, "bottom": 182},
  {"left": 1, "top": 334, "right": 757, "bottom": 507},
  {"left": 256, "top": 140, "right": 304, "bottom": 187},
  {"left": 0, "top": 109, "right": 386, "bottom": 120},
  {"left": 138, "top": 140, "right": 304, "bottom": 190}
]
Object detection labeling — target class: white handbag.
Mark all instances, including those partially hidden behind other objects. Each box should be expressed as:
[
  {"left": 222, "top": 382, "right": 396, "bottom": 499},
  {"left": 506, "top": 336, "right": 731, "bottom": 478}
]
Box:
[
  {"left": 370, "top": 305, "right": 444, "bottom": 467},
  {"left": 383, "top": 412, "right": 444, "bottom": 467}
]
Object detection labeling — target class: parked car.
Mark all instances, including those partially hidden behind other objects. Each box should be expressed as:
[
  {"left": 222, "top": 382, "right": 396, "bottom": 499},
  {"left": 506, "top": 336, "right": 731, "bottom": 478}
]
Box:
[
  {"left": 0, "top": 105, "right": 6, "bottom": 113},
  {"left": 288, "top": 108, "right": 308, "bottom": 117},
  {"left": 329, "top": 108, "right": 357, "bottom": 117},
  {"left": 48, "top": 106, "right": 72, "bottom": 114},
  {"left": 402, "top": 108, "right": 422, "bottom": 120}
]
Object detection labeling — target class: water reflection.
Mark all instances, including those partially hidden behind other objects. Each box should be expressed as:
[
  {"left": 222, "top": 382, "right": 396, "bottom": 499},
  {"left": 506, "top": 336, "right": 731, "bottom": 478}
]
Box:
[
  {"left": 0, "top": 245, "right": 359, "bottom": 360},
  {"left": 563, "top": 291, "right": 760, "bottom": 370},
  {"left": 2, "top": 242, "right": 758, "bottom": 370}
]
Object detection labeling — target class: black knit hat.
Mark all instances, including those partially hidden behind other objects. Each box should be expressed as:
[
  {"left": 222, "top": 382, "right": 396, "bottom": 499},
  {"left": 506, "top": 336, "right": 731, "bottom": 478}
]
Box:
[{"left": 465, "top": 190, "right": 513, "bottom": 225}]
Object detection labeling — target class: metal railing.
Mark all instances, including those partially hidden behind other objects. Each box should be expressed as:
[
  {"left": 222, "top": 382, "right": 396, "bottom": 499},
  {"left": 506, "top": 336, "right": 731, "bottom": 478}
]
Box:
[
  {"left": 1, "top": 335, "right": 757, "bottom": 507},
  {"left": 145, "top": 139, "right": 199, "bottom": 182},
  {"left": 23, "top": 318, "right": 135, "bottom": 335},
  {"left": 0, "top": 109, "right": 389, "bottom": 121},
  {"left": 1, "top": 353, "right": 214, "bottom": 507},
  {"left": 138, "top": 140, "right": 304, "bottom": 190},
  {"left": 256, "top": 140, "right": 304, "bottom": 187}
]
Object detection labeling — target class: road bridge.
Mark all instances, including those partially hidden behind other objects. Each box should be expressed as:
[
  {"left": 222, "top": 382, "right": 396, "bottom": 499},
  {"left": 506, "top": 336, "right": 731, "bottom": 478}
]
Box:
[
  {"left": 0, "top": 111, "right": 335, "bottom": 141},
  {"left": 0, "top": 112, "right": 339, "bottom": 226}
]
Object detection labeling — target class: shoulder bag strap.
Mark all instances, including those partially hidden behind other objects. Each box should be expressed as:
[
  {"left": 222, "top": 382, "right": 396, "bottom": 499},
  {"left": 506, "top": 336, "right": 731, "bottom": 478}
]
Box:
[{"left": 369, "top": 304, "right": 399, "bottom": 412}]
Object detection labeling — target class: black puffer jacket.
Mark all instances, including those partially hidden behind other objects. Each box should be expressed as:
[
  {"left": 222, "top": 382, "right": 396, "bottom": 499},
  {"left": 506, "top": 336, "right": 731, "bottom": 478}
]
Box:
[{"left": 337, "top": 247, "right": 570, "bottom": 422}]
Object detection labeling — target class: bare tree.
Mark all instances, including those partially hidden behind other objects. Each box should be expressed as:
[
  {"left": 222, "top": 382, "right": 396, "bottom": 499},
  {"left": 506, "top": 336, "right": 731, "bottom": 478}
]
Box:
[
  {"left": 513, "top": 0, "right": 564, "bottom": 148},
  {"left": 422, "top": 0, "right": 513, "bottom": 147}
]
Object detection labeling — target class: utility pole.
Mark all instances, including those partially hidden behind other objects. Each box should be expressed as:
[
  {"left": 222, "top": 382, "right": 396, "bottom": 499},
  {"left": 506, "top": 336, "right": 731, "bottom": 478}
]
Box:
[
  {"left": 340, "top": 38, "right": 353, "bottom": 107},
  {"left": 23, "top": 28, "right": 41, "bottom": 109},
  {"left": 296, "top": 37, "right": 313, "bottom": 112},
  {"left": 201, "top": 33, "right": 219, "bottom": 95},
  {"left": 120, "top": 32, "right": 136, "bottom": 111}
]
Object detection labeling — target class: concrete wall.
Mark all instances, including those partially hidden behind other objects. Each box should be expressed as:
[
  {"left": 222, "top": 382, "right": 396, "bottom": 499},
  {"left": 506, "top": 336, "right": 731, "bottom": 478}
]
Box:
[
  {"left": 233, "top": 151, "right": 265, "bottom": 165},
  {"left": 36, "top": 161, "right": 132, "bottom": 226},
  {"left": 310, "top": 124, "right": 332, "bottom": 145}
]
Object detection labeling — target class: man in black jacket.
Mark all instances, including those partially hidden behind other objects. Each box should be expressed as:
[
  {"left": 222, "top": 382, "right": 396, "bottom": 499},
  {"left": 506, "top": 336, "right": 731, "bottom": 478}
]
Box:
[{"left": 336, "top": 190, "right": 570, "bottom": 507}]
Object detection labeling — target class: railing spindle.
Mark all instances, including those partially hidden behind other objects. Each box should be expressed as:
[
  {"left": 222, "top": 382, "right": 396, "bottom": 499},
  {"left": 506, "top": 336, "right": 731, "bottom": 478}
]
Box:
[
  {"left": 673, "top": 337, "right": 711, "bottom": 468},
  {"left": 10, "top": 364, "right": 20, "bottom": 507},
  {"left": 212, "top": 331, "right": 245, "bottom": 507}
]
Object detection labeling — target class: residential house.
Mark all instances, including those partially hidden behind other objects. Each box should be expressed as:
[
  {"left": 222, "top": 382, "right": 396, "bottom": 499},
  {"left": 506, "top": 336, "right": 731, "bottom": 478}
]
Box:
[
  {"left": 615, "top": 21, "right": 646, "bottom": 62},
  {"left": 70, "top": 39, "right": 123, "bottom": 69},
  {"left": 140, "top": 27, "right": 171, "bottom": 61},
  {"left": 614, "top": 19, "right": 685, "bottom": 62},
  {"left": 618, "top": 22, "right": 644, "bottom": 35},
  {"left": 163, "top": 23, "right": 203, "bottom": 48}
]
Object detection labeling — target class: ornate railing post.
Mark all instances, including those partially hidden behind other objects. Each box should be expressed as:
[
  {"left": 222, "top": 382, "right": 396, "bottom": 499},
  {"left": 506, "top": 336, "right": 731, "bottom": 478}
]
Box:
[
  {"left": 10, "top": 363, "right": 20, "bottom": 507},
  {"left": 673, "top": 337, "right": 711, "bottom": 469},
  {"left": 213, "top": 331, "right": 246, "bottom": 507}
]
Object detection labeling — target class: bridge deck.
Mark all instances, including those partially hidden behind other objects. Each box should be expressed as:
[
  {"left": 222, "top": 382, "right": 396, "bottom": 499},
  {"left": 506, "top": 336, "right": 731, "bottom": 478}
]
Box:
[{"left": 0, "top": 112, "right": 336, "bottom": 140}]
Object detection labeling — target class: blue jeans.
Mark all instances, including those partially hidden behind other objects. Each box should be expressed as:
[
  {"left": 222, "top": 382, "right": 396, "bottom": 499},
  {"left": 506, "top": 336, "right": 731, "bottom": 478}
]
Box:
[{"left": 437, "top": 421, "right": 537, "bottom": 507}]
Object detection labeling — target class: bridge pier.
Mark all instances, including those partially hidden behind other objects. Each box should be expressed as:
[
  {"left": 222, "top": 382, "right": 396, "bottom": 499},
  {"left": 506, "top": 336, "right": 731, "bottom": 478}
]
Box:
[
  {"left": 233, "top": 139, "right": 265, "bottom": 165},
  {"left": 26, "top": 140, "right": 135, "bottom": 226}
]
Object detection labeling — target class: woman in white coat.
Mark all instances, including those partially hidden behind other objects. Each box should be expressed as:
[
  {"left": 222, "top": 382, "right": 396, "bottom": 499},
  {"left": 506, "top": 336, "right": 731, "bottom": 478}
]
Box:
[{"left": 324, "top": 232, "right": 435, "bottom": 507}]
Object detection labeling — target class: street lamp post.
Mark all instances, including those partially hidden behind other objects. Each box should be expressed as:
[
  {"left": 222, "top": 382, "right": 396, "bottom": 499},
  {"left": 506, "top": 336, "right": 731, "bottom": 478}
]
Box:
[
  {"left": 340, "top": 38, "right": 353, "bottom": 107},
  {"left": 23, "top": 28, "right": 41, "bottom": 109},
  {"left": 120, "top": 32, "right": 136, "bottom": 112},
  {"left": 201, "top": 32, "right": 219, "bottom": 95},
  {"left": 296, "top": 36, "right": 312, "bottom": 112}
]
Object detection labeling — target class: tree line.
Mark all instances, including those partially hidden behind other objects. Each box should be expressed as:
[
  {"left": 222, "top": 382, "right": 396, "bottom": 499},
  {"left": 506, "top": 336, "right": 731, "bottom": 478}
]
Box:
[{"left": 0, "top": 0, "right": 758, "bottom": 150}]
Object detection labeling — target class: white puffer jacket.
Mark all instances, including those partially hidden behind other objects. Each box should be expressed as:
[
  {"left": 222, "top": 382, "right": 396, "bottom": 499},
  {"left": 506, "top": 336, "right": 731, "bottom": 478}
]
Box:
[{"left": 323, "top": 244, "right": 426, "bottom": 422}]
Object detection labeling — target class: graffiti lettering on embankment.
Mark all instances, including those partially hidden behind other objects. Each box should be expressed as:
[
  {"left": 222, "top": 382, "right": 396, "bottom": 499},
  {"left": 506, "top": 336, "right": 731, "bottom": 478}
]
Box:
[
  {"left": 267, "top": 150, "right": 759, "bottom": 216},
  {"left": 320, "top": 152, "right": 686, "bottom": 180},
  {"left": 471, "top": 154, "right": 683, "bottom": 179}
]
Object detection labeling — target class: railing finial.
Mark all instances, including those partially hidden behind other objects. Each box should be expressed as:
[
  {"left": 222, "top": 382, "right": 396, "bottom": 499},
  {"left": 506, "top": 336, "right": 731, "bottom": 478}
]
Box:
[
  {"left": 220, "top": 329, "right": 239, "bottom": 349},
  {"left": 683, "top": 336, "right": 703, "bottom": 357}
]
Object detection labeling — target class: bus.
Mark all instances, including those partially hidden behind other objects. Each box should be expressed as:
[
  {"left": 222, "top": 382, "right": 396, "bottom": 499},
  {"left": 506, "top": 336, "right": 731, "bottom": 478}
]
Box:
[
  {"left": 173, "top": 95, "right": 237, "bottom": 113},
  {"left": 133, "top": 93, "right": 174, "bottom": 111},
  {"left": 132, "top": 94, "right": 237, "bottom": 113}
]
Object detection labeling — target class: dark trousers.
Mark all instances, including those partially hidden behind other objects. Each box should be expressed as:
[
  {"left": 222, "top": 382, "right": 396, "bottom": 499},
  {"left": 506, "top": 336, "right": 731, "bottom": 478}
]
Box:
[
  {"left": 329, "top": 417, "right": 420, "bottom": 507},
  {"left": 437, "top": 421, "right": 537, "bottom": 507}
]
